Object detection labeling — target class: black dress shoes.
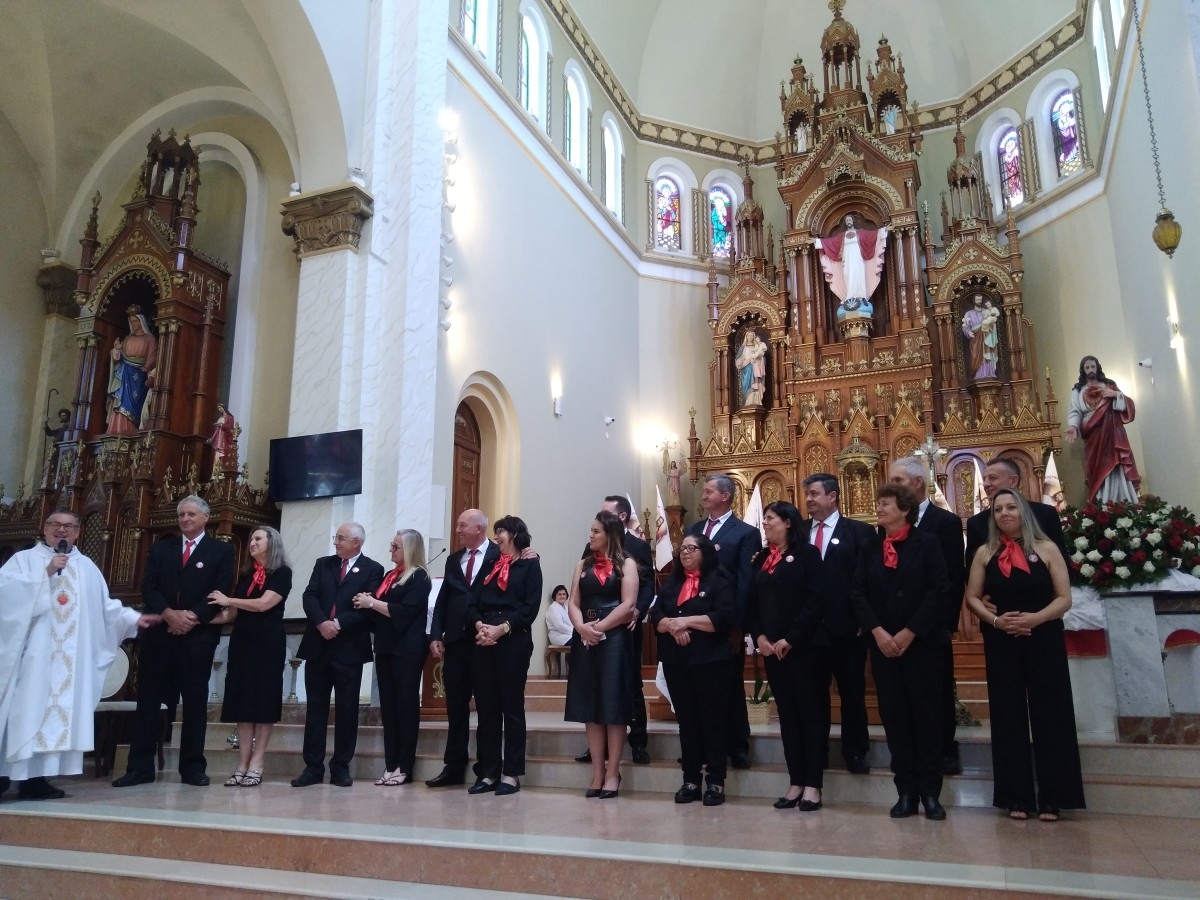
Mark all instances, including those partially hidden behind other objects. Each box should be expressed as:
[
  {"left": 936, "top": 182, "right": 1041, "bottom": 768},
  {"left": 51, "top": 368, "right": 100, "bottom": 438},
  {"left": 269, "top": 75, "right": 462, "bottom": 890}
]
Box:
[
  {"left": 729, "top": 752, "right": 751, "bottom": 770},
  {"left": 702, "top": 785, "right": 725, "bottom": 806},
  {"left": 798, "top": 797, "right": 823, "bottom": 812},
  {"left": 675, "top": 783, "right": 701, "bottom": 804},
  {"left": 889, "top": 795, "right": 919, "bottom": 818},
  {"left": 180, "top": 772, "right": 210, "bottom": 787},
  {"left": 773, "top": 795, "right": 800, "bottom": 809},
  {"left": 631, "top": 748, "right": 651, "bottom": 765},
  {"left": 112, "top": 770, "right": 155, "bottom": 788},
  {"left": 329, "top": 773, "right": 353, "bottom": 788},
  {"left": 290, "top": 769, "right": 324, "bottom": 788},
  {"left": 425, "top": 768, "right": 465, "bottom": 788},
  {"left": 585, "top": 787, "right": 602, "bottom": 798},
  {"left": 17, "top": 777, "right": 65, "bottom": 801},
  {"left": 845, "top": 755, "right": 871, "bottom": 775},
  {"left": 495, "top": 779, "right": 521, "bottom": 796},
  {"left": 467, "top": 778, "right": 497, "bottom": 794},
  {"left": 921, "top": 795, "right": 947, "bottom": 820},
  {"left": 574, "top": 750, "right": 592, "bottom": 763}
]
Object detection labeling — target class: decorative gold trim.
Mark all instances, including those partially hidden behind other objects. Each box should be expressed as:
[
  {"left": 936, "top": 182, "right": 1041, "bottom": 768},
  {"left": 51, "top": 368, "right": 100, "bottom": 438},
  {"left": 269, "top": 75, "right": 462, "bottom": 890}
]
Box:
[{"left": 280, "top": 184, "right": 375, "bottom": 258}]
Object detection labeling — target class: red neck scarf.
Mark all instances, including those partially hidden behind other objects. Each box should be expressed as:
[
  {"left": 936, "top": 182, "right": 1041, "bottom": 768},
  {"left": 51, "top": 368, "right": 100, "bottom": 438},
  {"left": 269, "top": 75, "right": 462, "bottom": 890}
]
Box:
[
  {"left": 761, "top": 544, "right": 784, "bottom": 574},
  {"left": 882, "top": 524, "right": 912, "bottom": 569},
  {"left": 592, "top": 553, "right": 614, "bottom": 585},
  {"left": 249, "top": 561, "right": 266, "bottom": 593},
  {"left": 375, "top": 565, "right": 405, "bottom": 598},
  {"left": 484, "top": 554, "right": 515, "bottom": 590},
  {"left": 677, "top": 569, "right": 701, "bottom": 607},
  {"left": 997, "top": 534, "right": 1031, "bottom": 577}
]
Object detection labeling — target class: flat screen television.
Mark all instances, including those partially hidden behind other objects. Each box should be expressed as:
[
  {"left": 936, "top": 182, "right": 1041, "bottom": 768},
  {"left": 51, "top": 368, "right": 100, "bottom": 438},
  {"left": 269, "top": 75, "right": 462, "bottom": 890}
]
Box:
[{"left": 268, "top": 429, "right": 363, "bottom": 502}]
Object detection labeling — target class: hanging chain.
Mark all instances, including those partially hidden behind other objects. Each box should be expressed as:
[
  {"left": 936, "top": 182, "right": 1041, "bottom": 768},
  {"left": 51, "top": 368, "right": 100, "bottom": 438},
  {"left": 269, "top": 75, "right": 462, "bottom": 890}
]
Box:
[{"left": 1132, "top": 0, "right": 1167, "bottom": 210}]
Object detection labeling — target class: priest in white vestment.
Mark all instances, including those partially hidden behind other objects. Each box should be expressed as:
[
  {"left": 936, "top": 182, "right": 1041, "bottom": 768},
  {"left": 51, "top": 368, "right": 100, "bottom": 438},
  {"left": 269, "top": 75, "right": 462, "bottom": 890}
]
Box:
[{"left": 0, "top": 510, "right": 156, "bottom": 799}]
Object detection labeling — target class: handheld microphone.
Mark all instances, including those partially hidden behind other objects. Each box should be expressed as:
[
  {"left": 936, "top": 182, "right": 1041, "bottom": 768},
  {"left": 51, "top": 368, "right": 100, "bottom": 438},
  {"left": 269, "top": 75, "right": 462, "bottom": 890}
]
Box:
[{"left": 56, "top": 539, "right": 69, "bottom": 575}]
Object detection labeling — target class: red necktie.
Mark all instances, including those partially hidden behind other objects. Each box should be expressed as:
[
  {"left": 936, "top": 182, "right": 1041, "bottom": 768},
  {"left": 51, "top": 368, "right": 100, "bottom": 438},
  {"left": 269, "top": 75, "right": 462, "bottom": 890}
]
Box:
[
  {"left": 813, "top": 521, "right": 825, "bottom": 555},
  {"left": 703, "top": 517, "right": 718, "bottom": 538},
  {"left": 464, "top": 548, "right": 477, "bottom": 584},
  {"left": 339, "top": 558, "right": 349, "bottom": 583},
  {"left": 182, "top": 539, "right": 195, "bottom": 566}
]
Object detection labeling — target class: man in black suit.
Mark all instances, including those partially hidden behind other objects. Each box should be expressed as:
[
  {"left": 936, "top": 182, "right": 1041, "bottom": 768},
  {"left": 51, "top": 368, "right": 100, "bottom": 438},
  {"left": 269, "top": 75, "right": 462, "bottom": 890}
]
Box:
[
  {"left": 426, "top": 508, "right": 498, "bottom": 787},
  {"left": 964, "top": 458, "right": 1068, "bottom": 571},
  {"left": 684, "top": 474, "right": 761, "bottom": 769},
  {"left": 575, "top": 495, "right": 656, "bottom": 765},
  {"left": 799, "top": 473, "right": 875, "bottom": 774},
  {"left": 114, "top": 495, "right": 235, "bottom": 787},
  {"left": 290, "top": 522, "right": 383, "bottom": 787},
  {"left": 890, "top": 458, "right": 966, "bottom": 775}
]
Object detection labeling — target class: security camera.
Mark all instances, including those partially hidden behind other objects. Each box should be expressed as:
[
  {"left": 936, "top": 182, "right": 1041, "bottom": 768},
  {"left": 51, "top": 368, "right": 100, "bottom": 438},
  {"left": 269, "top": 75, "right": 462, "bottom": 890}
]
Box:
[
  {"left": 604, "top": 416, "right": 616, "bottom": 425},
  {"left": 1138, "top": 357, "right": 1153, "bottom": 368}
]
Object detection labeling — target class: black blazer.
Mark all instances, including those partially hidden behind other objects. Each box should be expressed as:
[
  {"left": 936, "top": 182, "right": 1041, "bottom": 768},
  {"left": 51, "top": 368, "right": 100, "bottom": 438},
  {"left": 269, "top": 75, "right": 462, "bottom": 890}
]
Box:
[
  {"left": 745, "top": 542, "right": 827, "bottom": 648},
  {"left": 141, "top": 533, "right": 235, "bottom": 646},
  {"left": 851, "top": 530, "right": 951, "bottom": 648},
  {"left": 916, "top": 503, "right": 966, "bottom": 630},
  {"left": 371, "top": 568, "right": 433, "bottom": 658},
  {"left": 579, "top": 531, "right": 654, "bottom": 615},
  {"left": 297, "top": 554, "right": 385, "bottom": 664},
  {"left": 965, "top": 500, "right": 1067, "bottom": 576},
  {"left": 652, "top": 571, "right": 735, "bottom": 666},
  {"left": 431, "top": 542, "right": 500, "bottom": 645},
  {"left": 684, "top": 514, "right": 762, "bottom": 622},
  {"left": 467, "top": 556, "right": 543, "bottom": 632},
  {"left": 798, "top": 514, "right": 875, "bottom": 639}
]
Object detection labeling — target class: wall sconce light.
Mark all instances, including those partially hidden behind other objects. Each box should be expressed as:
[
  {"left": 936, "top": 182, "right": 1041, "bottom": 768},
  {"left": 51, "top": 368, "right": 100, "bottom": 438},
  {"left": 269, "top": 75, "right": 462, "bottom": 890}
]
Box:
[
  {"left": 441, "top": 275, "right": 454, "bottom": 288},
  {"left": 443, "top": 199, "right": 456, "bottom": 213},
  {"left": 441, "top": 231, "right": 455, "bottom": 245},
  {"left": 440, "top": 319, "right": 452, "bottom": 332},
  {"left": 1169, "top": 317, "right": 1182, "bottom": 350},
  {"left": 440, "top": 298, "right": 453, "bottom": 310},
  {"left": 553, "top": 395, "right": 564, "bottom": 417},
  {"left": 441, "top": 254, "right": 454, "bottom": 267}
]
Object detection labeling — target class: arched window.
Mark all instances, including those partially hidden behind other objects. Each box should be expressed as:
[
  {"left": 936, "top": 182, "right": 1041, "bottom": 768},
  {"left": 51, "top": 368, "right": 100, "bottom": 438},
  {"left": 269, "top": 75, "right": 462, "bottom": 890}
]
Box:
[
  {"left": 1109, "top": 0, "right": 1126, "bottom": 35},
  {"left": 654, "top": 176, "right": 682, "bottom": 251},
  {"left": 462, "top": 0, "right": 492, "bottom": 58},
  {"left": 996, "top": 127, "right": 1024, "bottom": 207},
  {"left": 517, "top": 3, "right": 551, "bottom": 125},
  {"left": 1092, "top": 0, "right": 1111, "bottom": 111},
  {"left": 1051, "top": 90, "right": 1081, "bottom": 177},
  {"left": 563, "top": 62, "right": 590, "bottom": 175},
  {"left": 601, "top": 114, "right": 623, "bottom": 217},
  {"left": 709, "top": 186, "right": 734, "bottom": 257}
]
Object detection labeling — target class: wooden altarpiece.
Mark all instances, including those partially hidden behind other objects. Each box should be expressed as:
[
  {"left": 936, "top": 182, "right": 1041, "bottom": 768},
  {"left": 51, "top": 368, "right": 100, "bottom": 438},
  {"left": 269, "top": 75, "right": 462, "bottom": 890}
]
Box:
[{"left": 0, "top": 130, "right": 276, "bottom": 597}]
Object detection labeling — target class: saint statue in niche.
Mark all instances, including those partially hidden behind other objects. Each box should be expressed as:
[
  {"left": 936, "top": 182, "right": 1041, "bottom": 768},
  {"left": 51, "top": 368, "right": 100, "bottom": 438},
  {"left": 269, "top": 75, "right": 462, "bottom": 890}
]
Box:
[
  {"left": 105, "top": 308, "right": 157, "bottom": 434},
  {"left": 961, "top": 294, "right": 1001, "bottom": 380},
  {"left": 735, "top": 330, "right": 769, "bottom": 407},
  {"left": 209, "top": 404, "right": 238, "bottom": 470},
  {"left": 815, "top": 214, "right": 888, "bottom": 322}
]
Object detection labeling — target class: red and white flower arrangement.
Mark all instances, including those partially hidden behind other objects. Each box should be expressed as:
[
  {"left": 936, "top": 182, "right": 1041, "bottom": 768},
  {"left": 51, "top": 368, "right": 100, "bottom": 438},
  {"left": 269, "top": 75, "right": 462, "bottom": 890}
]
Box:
[{"left": 1061, "top": 496, "right": 1200, "bottom": 591}]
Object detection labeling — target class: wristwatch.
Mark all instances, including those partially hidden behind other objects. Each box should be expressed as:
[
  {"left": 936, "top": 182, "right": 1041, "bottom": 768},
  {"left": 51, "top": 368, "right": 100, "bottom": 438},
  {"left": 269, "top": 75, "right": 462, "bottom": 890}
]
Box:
[{"left": 501, "top": 621, "right": 512, "bottom": 635}]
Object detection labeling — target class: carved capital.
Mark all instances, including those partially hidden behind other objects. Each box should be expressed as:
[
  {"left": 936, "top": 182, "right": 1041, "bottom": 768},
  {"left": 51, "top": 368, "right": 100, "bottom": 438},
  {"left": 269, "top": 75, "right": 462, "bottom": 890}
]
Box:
[
  {"left": 280, "top": 184, "right": 374, "bottom": 258},
  {"left": 37, "top": 261, "right": 78, "bottom": 317}
]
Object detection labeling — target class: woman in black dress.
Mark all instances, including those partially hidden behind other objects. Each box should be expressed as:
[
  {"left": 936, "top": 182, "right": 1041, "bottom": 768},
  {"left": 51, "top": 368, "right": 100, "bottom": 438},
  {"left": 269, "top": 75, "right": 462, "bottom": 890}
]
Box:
[
  {"left": 466, "top": 515, "right": 542, "bottom": 796},
  {"left": 564, "top": 510, "right": 638, "bottom": 798},
  {"left": 965, "top": 487, "right": 1084, "bottom": 821},
  {"left": 208, "top": 525, "right": 292, "bottom": 787},
  {"left": 851, "top": 484, "right": 951, "bottom": 820},
  {"left": 352, "top": 529, "right": 431, "bottom": 787},
  {"left": 746, "top": 501, "right": 826, "bottom": 812},
  {"left": 653, "top": 533, "right": 734, "bottom": 806}
]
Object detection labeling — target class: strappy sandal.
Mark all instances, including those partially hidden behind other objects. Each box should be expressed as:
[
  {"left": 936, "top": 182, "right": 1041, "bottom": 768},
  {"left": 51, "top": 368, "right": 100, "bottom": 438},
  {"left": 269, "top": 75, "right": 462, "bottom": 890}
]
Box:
[
  {"left": 1008, "top": 804, "right": 1029, "bottom": 820},
  {"left": 1038, "top": 805, "right": 1059, "bottom": 822},
  {"left": 240, "top": 770, "right": 262, "bottom": 787},
  {"left": 375, "top": 770, "right": 397, "bottom": 786},
  {"left": 381, "top": 772, "right": 410, "bottom": 786},
  {"left": 224, "top": 769, "right": 246, "bottom": 787}
]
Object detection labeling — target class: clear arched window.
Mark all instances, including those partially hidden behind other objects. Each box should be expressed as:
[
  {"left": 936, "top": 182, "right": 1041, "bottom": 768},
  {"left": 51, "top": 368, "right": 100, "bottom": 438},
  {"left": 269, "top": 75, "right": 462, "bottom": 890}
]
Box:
[
  {"left": 1109, "top": 0, "right": 1126, "bottom": 35},
  {"left": 709, "top": 187, "right": 734, "bottom": 257},
  {"left": 463, "top": 0, "right": 491, "bottom": 57},
  {"left": 564, "top": 83, "right": 575, "bottom": 164},
  {"left": 1091, "top": 0, "right": 1111, "bottom": 111},
  {"left": 1051, "top": 90, "right": 1081, "bottom": 177},
  {"left": 602, "top": 117, "right": 622, "bottom": 216},
  {"left": 654, "top": 176, "right": 682, "bottom": 251},
  {"left": 563, "top": 64, "right": 589, "bottom": 174},
  {"left": 996, "top": 127, "right": 1024, "bottom": 207},
  {"left": 517, "top": 23, "right": 533, "bottom": 113},
  {"left": 516, "top": 4, "right": 550, "bottom": 124}
]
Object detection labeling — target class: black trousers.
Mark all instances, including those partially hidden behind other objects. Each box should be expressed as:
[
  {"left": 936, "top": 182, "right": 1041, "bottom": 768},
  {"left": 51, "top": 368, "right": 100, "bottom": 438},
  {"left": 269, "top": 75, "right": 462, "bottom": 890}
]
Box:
[
  {"left": 766, "top": 645, "right": 829, "bottom": 789},
  {"left": 627, "top": 621, "right": 648, "bottom": 751},
  {"left": 726, "top": 631, "right": 751, "bottom": 757},
  {"left": 127, "top": 633, "right": 214, "bottom": 777},
  {"left": 301, "top": 654, "right": 363, "bottom": 776},
  {"left": 472, "top": 631, "right": 533, "bottom": 779},
  {"left": 938, "top": 642, "right": 959, "bottom": 761},
  {"left": 871, "top": 644, "right": 944, "bottom": 799},
  {"left": 825, "top": 632, "right": 870, "bottom": 760},
  {"left": 665, "top": 658, "right": 729, "bottom": 786},
  {"left": 376, "top": 652, "right": 425, "bottom": 774},
  {"left": 440, "top": 639, "right": 474, "bottom": 774}
]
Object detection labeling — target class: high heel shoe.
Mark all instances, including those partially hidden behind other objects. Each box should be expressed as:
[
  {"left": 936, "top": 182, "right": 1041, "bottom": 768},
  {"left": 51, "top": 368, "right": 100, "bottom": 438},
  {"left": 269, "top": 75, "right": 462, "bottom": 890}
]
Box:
[
  {"left": 599, "top": 774, "right": 621, "bottom": 799},
  {"left": 585, "top": 787, "right": 602, "bottom": 798}
]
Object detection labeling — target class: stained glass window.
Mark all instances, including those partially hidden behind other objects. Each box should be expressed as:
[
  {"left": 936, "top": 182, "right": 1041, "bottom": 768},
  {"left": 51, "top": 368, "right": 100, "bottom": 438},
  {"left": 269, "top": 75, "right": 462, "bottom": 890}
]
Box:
[
  {"left": 1051, "top": 90, "right": 1081, "bottom": 177},
  {"left": 997, "top": 128, "right": 1024, "bottom": 206},
  {"left": 709, "top": 187, "right": 733, "bottom": 257},
  {"left": 655, "top": 176, "right": 681, "bottom": 251}
]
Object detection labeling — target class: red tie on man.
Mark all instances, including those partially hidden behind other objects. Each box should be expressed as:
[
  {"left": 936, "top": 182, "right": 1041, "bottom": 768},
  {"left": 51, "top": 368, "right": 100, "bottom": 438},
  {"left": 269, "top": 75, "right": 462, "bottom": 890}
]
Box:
[
  {"left": 182, "top": 539, "right": 195, "bottom": 566},
  {"left": 703, "top": 517, "right": 718, "bottom": 538},
  {"left": 814, "top": 521, "right": 826, "bottom": 555},
  {"left": 330, "top": 557, "right": 349, "bottom": 621},
  {"left": 464, "top": 548, "right": 477, "bottom": 584}
]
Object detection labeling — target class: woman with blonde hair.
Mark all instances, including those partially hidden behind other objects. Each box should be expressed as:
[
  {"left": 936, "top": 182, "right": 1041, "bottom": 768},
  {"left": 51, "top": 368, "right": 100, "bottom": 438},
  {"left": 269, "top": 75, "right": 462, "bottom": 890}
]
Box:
[{"left": 353, "top": 529, "right": 432, "bottom": 786}]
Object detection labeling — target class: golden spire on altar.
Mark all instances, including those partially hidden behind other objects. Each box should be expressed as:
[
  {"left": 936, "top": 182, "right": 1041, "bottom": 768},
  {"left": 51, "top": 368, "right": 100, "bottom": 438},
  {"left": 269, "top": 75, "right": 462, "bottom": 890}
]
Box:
[{"left": 829, "top": 0, "right": 847, "bottom": 17}]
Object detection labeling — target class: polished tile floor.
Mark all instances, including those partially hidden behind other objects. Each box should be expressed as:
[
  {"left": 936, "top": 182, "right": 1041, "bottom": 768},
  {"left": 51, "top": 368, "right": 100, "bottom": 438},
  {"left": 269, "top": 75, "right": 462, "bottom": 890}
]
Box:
[{"left": 5, "top": 772, "right": 1200, "bottom": 898}]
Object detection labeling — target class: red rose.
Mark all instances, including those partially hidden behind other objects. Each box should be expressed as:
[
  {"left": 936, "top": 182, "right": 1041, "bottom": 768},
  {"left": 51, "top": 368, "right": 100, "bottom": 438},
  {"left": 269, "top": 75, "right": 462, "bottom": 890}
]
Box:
[
  {"left": 1132, "top": 551, "right": 1147, "bottom": 564},
  {"left": 1096, "top": 512, "right": 1111, "bottom": 525},
  {"left": 1170, "top": 535, "right": 1184, "bottom": 551},
  {"left": 1099, "top": 561, "right": 1115, "bottom": 575},
  {"left": 1098, "top": 538, "right": 1113, "bottom": 552}
]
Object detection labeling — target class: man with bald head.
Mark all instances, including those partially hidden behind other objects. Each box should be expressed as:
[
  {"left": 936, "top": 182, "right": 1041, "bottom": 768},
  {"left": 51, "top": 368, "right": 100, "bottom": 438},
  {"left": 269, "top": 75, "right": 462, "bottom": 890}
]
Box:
[
  {"left": 291, "top": 522, "right": 383, "bottom": 787},
  {"left": 426, "top": 509, "right": 500, "bottom": 787}
]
